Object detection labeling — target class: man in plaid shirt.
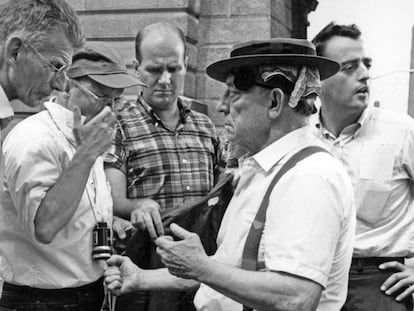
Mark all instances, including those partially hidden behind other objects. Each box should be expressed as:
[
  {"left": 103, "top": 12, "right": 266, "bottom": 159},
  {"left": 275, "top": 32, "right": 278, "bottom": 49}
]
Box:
[{"left": 104, "top": 22, "right": 220, "bottom": 311}]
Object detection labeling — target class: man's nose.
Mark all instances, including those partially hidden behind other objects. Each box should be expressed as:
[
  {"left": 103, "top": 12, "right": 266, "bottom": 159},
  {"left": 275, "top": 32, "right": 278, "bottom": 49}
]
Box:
[
  {"left": 216, "top": 102, "right": 230, "bottom": 116},
  {"left": 158, "top": 70, "right": 172, "bottom": 84},
  {"left": 50, "top": 72, "right": 68, "bottom": 92},
  {"left": 358, "top": 63, "right": 370, "bottom": 82}
]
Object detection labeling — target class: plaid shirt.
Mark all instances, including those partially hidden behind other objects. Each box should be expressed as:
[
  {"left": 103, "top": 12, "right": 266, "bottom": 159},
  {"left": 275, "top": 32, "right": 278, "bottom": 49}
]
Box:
[{"left": 105, "top": 96, "right": 219, "bottom": 210}]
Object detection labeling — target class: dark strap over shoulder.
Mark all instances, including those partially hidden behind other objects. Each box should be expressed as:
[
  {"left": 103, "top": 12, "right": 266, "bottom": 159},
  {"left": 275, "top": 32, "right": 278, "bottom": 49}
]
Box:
[{"left": 241, "top": 146, "right": 327, "bottom": 311}]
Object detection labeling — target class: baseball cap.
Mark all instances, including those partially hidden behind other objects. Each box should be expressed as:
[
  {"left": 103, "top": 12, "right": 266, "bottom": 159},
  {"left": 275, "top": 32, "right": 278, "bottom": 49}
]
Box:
[{"left": 68, "top": 42, "right": 145, "bottom": 89}]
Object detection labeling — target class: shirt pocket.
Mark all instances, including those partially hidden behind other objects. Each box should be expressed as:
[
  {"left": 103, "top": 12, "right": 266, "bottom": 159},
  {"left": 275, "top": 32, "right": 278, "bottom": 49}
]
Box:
[{"left": 356, "top": 142, "right": 395, "bottom": 225}]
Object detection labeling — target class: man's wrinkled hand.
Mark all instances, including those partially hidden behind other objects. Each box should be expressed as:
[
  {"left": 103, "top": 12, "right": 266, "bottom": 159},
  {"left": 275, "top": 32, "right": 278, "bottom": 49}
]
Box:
[
  {"left": 380, "top": 261, "right": 414, "bottom": 301},
  {"left": 155, "top": 223, "right": 208, "bottom": 280},
  {"left": 130, "top": 198, "right": 164, "bottom": 240},
  {"left": 72, "top": 106, "right": 116, "bottom": 158},
  {"left": 112, "top": 216, "right": 134, "bottom": 240},
  {"left": 104, "top": 255, "right": 142, "bottom": 295}
]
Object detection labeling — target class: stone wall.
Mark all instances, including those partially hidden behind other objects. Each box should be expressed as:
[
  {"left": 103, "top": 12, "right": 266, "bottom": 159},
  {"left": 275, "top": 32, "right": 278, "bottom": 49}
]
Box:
[
  {"left": 197, "top": 0, "right": 294, "bottom": 125},
  {"left": 2, "top": 0, "right": 318, "bottom": 126}
]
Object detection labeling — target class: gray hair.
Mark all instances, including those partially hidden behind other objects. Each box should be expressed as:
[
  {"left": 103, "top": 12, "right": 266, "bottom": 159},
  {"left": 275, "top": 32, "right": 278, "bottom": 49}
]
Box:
[{"left": 0, "top": 0, "right": 83, "bottom": 55}]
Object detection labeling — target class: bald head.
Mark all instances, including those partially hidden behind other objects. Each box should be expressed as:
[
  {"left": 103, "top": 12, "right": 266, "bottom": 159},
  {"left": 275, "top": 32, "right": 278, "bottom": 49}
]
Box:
[{"left": 135, "top": 22, "right": 186, "bottom": 62}]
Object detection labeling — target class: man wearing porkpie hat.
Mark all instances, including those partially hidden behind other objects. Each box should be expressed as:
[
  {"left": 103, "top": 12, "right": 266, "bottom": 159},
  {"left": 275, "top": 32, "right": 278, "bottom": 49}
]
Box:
[
  {"left": 104, "top": 38, "right": 356, "bottom": 311},
  {"left": 0, "top": 42, "right": 142, "bottom": 311}
]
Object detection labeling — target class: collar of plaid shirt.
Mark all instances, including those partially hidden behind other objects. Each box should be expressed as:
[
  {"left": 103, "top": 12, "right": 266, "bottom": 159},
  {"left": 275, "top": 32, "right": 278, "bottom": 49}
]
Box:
[{"left": 137, "top": 94, "right": 192, "bottom": 126}]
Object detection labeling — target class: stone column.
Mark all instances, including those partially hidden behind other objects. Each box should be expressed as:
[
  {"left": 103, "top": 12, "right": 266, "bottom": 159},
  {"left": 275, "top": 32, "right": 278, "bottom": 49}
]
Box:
[{"left": 195, "top": 0, "right": 293, "bottom": 126}]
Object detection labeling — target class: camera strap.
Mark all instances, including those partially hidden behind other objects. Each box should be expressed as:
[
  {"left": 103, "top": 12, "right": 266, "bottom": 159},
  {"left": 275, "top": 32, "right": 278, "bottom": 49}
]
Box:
[
  {"left": 86, "top": 165, "right": 113, "bottom": 256},
  {"left": 85, "top": 164, "right": 111, "bottom": 225},
  {"left": 85, "top": 166, "right": 116, "bottom": 311},
  {"left": 81, "top": 162, "right": 116, "bottom": 311},
  {"left": 100, "top": 264, "right": 117, "bottom": 311}
]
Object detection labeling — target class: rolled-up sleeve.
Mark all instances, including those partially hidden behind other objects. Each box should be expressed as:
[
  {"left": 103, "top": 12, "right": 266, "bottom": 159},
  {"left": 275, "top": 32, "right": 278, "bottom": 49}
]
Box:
[
  {"left": 104, "top": 122, "right": 128, "bottom": 174},
  {"left": 3, "top": 134, "right": 62, "bottom": 238}
]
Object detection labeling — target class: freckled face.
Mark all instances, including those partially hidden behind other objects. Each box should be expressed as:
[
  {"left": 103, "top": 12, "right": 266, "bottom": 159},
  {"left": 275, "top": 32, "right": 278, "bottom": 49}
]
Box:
[{"left": 137, "top": 32, "right": 186, "bottom": 111}]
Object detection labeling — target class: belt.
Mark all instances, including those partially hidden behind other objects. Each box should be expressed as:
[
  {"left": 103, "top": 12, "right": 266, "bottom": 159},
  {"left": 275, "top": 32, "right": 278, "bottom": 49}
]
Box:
[
  {"left": 351, "top": 257, "right": 404, "bottom": 266},
  {"left": 2, "top": 277, "right": 103, "bottom": 298}
]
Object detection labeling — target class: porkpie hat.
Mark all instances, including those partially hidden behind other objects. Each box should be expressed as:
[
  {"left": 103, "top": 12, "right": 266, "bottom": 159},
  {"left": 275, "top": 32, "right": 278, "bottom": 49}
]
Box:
[
  {"left": 206, "top": 38, "right": 339, "bottom": 81},
  {"left": 68, "top": 42, "right": 145, "bottom": 89}
]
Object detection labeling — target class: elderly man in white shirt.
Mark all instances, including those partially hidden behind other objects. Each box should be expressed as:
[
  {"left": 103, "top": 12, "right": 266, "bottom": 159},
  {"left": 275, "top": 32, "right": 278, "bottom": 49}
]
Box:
[
  {"left": 0, "top": 0, "right": 83, "bottom": 208},
  {"left": 104, "top": 38, "right": 356, "bottom": 311},
  {"left": 0, "top": 43, "right": 143, "bottom": 311}
]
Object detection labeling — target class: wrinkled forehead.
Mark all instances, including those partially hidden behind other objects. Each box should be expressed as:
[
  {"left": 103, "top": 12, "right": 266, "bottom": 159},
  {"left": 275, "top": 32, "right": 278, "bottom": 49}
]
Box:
[
  {"left": 140, "top": 32, "right": 186, "bottom": 63},
  {"left": 37, "top": 33, "right": 73, "bottom": 64}
]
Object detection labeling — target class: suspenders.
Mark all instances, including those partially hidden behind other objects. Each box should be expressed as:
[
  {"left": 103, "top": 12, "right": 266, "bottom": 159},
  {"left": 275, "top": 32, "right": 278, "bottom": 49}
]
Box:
[{"left": 241, "top": 146, "right": 327, "bottom": 311}]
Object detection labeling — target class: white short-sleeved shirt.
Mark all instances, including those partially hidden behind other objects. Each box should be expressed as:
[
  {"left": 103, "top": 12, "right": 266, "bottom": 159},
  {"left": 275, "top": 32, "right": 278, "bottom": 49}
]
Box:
[
  {"left": 0, "top": 100, "right": 112, "bottom": 288},
  {"left": 194, "top": 126, "right": 355, "bottom": 311}
]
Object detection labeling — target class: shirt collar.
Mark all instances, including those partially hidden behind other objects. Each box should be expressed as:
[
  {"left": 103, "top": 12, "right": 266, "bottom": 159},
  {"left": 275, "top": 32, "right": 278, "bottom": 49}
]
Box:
[
  {"left": 252, "top": 125, "right": 320, "bottom": 172},
  {"left": 0, "top": 85, "right": 14, "bottom": 129},
  {"left": 313, "top": 105, "right": 372, "bottom": 139},
  {"left": 44, "top": 98, "right": 86, "bottom": 147},
  {"left": 356, "top": 105, "right": 372, "bottom": 128},
  {"left": 137, "top": 95, "right": 191, "bottom": 125}
]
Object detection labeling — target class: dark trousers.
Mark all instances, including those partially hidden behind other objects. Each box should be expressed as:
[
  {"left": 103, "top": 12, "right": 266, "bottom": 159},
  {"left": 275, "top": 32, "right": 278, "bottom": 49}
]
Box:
[
  {"left": 341, "top": 257, "right": 413, "bottom": 311},
  {"left": 0, "top": 279, "right": 104, "bottom": 311},
  {"left": 116, "top": 242, "right": 196, "bottom": 311},
  {"left": 115, "top": 290, "right": 196, "bottom": 311}
]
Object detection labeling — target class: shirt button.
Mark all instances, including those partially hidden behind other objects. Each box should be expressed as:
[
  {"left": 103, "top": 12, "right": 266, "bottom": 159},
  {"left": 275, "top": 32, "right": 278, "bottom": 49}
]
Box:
[
  {"left": 186, "top": 185, "right": 191, "bottom": 191},
  {"left": 182, "top": 159, "right": 187, "bottom": 164}
]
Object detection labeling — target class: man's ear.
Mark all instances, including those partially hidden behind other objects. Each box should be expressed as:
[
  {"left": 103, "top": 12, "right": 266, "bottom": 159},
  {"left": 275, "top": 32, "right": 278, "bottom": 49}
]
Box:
[
  {"left": 132, "top": 59, "right": 140, "bottom": 75},
  {"left": 4, "top": 36, "right": 24, "bottom": 66},
  {"left": 268, "top": 88, "right": 284, "bottom": 119}
]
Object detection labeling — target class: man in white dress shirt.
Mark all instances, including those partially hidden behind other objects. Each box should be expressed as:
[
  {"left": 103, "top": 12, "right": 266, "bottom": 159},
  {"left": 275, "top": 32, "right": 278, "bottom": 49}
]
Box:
[{"left": 0, "top": 42, "right": 142, "bottom": 311}]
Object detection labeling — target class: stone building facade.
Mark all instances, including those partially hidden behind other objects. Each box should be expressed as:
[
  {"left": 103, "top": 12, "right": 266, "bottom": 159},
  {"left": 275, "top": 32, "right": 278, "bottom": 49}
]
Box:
[{"left": 4, "top": 0, "right": 318, "bottom": 127}]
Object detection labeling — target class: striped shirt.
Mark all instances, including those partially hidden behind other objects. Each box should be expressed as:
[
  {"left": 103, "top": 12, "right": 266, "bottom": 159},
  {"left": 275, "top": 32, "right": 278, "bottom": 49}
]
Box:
[{"left": 104, "top": 96, "right": 219, "bottom": 210}]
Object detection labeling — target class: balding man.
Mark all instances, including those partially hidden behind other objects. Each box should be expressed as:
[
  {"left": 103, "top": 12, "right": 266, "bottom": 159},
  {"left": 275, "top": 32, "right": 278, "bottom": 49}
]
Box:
[{"left": 104, "top": 22, "right": 220, "bottom": 311}]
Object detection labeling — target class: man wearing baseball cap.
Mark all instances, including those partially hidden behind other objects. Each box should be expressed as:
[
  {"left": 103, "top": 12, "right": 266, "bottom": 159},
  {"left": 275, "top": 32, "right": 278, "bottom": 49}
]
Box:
[
  {"left": 0, "top": 42, "right": 142, "bottom": 311},
  {"left": 104, "top": 38, "right": 356, "bottom": 311}
]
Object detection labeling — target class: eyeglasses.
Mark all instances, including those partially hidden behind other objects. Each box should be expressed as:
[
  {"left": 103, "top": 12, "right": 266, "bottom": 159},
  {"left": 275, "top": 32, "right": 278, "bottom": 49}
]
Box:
[
  {"left": 233, "top": 66, "right": 294, "bottom": 93},
  {"left": 21, "top": 39, "right": 68, "bottom": 80},
  {"left": 70, "top": 78, "right": 118, "bottom": 108}
]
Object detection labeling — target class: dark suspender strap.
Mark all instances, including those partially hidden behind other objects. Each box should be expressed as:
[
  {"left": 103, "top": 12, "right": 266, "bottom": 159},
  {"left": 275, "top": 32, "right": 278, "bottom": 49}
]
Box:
[{"left": 241, "top": 146, "right": 327, "bottom": 311}]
